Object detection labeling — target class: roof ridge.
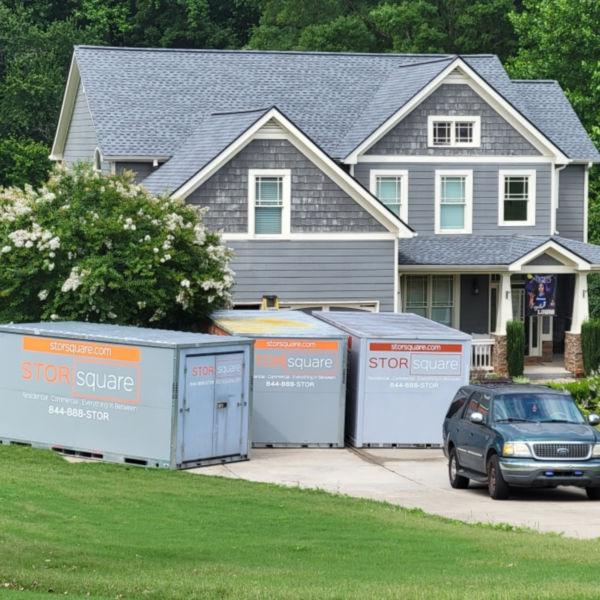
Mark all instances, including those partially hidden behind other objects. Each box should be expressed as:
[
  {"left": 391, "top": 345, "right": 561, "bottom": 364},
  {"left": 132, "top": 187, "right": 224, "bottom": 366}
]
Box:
[
  {"left": 75, "top": 45, "right": 489, "bottom": 58},
  {"left": 512, "top": 80, "right": 558, "bottom": 84}
]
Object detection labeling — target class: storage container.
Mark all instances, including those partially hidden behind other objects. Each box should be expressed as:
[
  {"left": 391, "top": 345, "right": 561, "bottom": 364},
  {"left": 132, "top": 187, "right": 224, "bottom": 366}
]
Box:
[
  {"left": 0, "top": 322, "right": 253, "bottom": 468},
  {"left": 210, "top": 311, "right": 348, "bottom": 447},
  {"left": 314, "top": 312, "right": 471, "bottom": 446}
]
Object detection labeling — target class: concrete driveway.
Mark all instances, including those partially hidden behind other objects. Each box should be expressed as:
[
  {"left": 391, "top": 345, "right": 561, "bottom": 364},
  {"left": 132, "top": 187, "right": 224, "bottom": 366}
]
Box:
[{"left": 193, "top": 448, "right": 599, "bottom": 539}]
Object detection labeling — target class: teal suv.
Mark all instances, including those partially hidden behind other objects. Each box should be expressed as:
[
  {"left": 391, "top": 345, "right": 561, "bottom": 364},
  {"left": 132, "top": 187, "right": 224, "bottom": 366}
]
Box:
[{"left": 442, "top": 383, "right": 600, "bottom": 500}]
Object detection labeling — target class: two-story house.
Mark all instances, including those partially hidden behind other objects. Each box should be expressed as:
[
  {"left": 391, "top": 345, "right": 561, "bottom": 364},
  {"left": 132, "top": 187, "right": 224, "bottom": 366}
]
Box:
[{"left": 50, "top": 47, "right": 600, "bottom": 376}]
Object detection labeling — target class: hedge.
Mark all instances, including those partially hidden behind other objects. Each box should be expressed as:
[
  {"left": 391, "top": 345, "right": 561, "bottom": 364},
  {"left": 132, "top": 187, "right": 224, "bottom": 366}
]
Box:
[
  {"left": 581, "top": 319, "right": 600, "bottom": 376},
  {"left": 506, "top": 320, "right": 525, "bottom": 377}
]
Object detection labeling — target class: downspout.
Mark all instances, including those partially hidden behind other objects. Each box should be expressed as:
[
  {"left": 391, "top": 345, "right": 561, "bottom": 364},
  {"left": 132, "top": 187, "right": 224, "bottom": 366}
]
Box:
[{"left": 553, "top": 163, "right": 568, "bottom": 236}]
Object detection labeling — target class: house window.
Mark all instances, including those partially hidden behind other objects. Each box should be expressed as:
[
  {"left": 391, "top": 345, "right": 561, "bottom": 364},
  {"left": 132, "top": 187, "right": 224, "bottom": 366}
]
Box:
[
  {"left": 498, "top": 170, "right": 536, "bottom": 226},
  {"left": 428, "top": 116, "right": 481, "bottom": 147},
  {"left": 435, "top": 170, "right": 473, "bottom": 234},
  {"left": 370, "top": 170, "right": 408, "bottom": 222},
  {"left": 405, "top": 274, "right": 455, "bottom": 328},
  {"left": 248, "top": 169, "right": 291, "bottom": 236},
  {"left": 93, "top": 148, "right": 102, "bottom": 172}
]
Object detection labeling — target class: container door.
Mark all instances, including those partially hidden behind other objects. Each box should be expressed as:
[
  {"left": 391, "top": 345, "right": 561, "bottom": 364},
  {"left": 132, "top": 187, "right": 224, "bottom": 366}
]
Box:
[
  {"left": 182, "top": 354, "right": 216, "bottom": 462},
  {"left": 213, "top": 353, "right": 245, "bottom": 457}
]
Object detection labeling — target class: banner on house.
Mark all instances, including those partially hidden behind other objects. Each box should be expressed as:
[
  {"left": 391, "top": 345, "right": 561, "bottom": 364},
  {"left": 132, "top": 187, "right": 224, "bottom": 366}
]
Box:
[{"left": 525, "top": 274, "right": 556, "bottom": 317}]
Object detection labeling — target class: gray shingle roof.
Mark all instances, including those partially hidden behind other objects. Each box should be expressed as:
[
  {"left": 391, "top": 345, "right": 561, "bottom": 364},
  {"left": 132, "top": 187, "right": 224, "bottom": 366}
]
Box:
[
  {"left": 143, "top": 107, "right": 270, "bottom": 195},
  {"left": 397, "top": 235, "right": 600, "bottom": 266},
  {"left": 73, "top": 47, "right": 599, "bottom": 164}
]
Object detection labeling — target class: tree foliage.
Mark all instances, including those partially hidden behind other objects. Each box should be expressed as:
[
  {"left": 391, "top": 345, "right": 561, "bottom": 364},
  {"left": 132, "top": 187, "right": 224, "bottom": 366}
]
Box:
[
  {"left": 0, "top": 163, "right": 235, "bottom": 328},
  {"left": 0, "top": 137, "right": 52, "bottom": 189},
  {"left": 246, "top": 0, "right": 521, "bottom": 59}
]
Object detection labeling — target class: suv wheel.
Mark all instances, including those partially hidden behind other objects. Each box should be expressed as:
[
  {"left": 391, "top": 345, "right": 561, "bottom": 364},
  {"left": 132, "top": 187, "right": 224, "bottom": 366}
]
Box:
[
  {"left": 449, "top": 448, "right": 469, "bottom": 489},
  {"left": 487, "top": 454, "right": 510, "bottom": 500},
  {"left": 586, "top": 487, "right": 600, "bottom": 500}
]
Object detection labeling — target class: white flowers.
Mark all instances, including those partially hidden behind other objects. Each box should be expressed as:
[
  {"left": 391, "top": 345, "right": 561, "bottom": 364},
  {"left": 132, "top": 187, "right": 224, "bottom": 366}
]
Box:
[
  {"left": 137, "top": 301, "right": 146, "bottom": 309},
  {"left": 123, "top": 218, "right": 136, "bottom": 231},
  {"left": 50, "top": 314, "right": 59, "bottom": 321},
  {"left": 1, "top": 246, "right": 11, "bottom": 253},
  {"left": 61, "top": 266, "right": 90, "bottom": 293},
  {"left": 107, "top": 312, "right": 117, "bottom": 319},
  {"left": 144, "top": 235, "right": 151, "bottom": 242},
  {"left": 149, "top": 308, "right": 166, "bottom": 322},
  {"left": 180, "top": 279, "right": 191, "bottom": 288},
  {"left": 38, "top": 290, "right": 49, "bottom": 301}
]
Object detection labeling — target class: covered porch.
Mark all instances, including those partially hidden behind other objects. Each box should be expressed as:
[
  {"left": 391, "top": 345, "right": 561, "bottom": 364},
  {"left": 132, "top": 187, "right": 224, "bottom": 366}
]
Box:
[{"left": 397, "top": 235, "right": 600, "bottom": 378}]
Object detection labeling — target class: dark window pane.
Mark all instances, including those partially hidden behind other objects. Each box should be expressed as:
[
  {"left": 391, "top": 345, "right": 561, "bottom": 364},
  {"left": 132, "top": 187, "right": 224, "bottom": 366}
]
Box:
[{"left": 504, "top": 200, "right": 528, "bottom": 221}]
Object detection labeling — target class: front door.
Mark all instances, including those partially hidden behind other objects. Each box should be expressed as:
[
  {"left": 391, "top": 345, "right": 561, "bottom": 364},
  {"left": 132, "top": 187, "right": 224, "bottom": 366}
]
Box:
[{"left": 182, "top": 352, "right": 245, "bottom": 462}]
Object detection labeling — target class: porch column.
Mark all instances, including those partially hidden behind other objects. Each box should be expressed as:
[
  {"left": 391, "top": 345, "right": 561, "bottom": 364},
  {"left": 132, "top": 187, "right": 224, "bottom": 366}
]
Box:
[
  {"left": 570, "top": 272, "right": 589, "bottom": 334},
  {"left": 565, "top": 272, "right": 588, "bottom": 377},
  {"left": 495, "top": 273, "right": 513, "bottom": 335},
  {"left": 491, "top": 273, "right": 512, "bottom": 376}
]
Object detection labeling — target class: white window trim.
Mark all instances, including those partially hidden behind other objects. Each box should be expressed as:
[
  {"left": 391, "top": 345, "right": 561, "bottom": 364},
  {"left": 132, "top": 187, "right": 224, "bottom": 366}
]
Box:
[
  {"left": 248, "top": 169, "right": 291, "bottom": 238},
  {"left": 427, "top": 116, "right": 481, "bottom": 148},
  {"left": 93, "top": 148, "right": 102, "bottom": 172},
  {"left": 498, "top": 169, "right": 536, "bottom": 227},
  {"left": 434, "top": 170, "right": 473, "bottom": 235},
  {"left": 369, "top": 170, "right": 409, "bottom": 223}
]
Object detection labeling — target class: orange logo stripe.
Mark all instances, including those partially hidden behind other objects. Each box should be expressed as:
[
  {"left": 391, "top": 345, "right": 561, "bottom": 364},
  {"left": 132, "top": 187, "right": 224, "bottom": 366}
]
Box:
[{"left": 23, "top": 336, "right": 140, "bottom": 363}]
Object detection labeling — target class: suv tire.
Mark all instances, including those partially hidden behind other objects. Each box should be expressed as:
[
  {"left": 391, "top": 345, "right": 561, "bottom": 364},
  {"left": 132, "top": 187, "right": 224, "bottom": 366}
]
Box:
[
  {"left": 448, "top": 448, "right": 469, "bottom": 489},
  {"left": 487, "top": 454, "right": 510, "bottom": 500},
  {"left": 586, "top": 487, "right": 600, "bottom": 500}
]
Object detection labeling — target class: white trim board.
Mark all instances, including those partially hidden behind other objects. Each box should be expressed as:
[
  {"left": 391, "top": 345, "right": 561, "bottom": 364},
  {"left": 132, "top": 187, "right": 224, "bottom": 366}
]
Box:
[
  {"left": 222, "top": 232, "right": 399, "bottom": 242},
  {"left": 171, "top": 107, "right": 414, "bottom": 238},
  {"left": 357, "top": 155, "right": 557, "bottom": 164},
  {"left": 50, "top": 55, "right": 80, "bottom": 160},
  {"left": 345, "top": 58, "right": 569, "bottom": 164}
]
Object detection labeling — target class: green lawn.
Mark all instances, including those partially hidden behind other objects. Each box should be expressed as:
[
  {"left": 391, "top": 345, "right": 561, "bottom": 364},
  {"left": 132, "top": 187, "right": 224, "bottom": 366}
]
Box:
[{"left": 1, "top": 445, "right": 600, "bottom": 600}]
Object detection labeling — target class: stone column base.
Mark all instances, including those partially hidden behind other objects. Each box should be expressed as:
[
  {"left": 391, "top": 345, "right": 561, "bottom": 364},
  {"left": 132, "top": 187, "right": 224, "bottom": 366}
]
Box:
[
  {"left": 565, "top": 333, "right": 584, "bottom": 378},
  {"left": 491, "top": 334, "right": 508, "bottom": 376}
]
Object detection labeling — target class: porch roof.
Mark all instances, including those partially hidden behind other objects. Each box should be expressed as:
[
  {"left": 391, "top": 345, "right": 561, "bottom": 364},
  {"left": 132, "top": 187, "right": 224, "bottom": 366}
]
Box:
[{"left": 397, "top": 235, "right": 600, "bottom": 267}]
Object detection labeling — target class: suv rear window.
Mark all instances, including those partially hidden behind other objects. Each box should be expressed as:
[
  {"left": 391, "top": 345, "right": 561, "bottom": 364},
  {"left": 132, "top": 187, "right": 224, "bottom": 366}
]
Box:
[{"left": 446, "top": 389, "right": 469, "bottom": 419}]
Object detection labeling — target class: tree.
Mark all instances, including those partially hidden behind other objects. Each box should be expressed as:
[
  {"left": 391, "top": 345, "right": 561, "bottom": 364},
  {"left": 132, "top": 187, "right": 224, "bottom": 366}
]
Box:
[
  {"left": 0, "top": 137, "right": 52, "bottom": 189},
  {"left": 0, "top": 163, "right": 235, "bottom": 329},
  {"left": 246, "top": 0, "right": 521, "bottom": 60}
]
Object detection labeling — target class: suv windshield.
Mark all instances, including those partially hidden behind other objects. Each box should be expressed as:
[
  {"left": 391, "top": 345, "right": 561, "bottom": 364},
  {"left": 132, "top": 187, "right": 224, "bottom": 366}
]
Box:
[{"left": 494, "top": 393, "right": 585, "bottom": 424}]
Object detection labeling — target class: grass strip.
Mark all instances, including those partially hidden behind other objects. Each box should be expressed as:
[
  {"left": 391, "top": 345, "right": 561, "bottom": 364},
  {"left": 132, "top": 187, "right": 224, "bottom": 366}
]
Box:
[{"left": 0, "top": 445, "right": 599, "bottom": 600}]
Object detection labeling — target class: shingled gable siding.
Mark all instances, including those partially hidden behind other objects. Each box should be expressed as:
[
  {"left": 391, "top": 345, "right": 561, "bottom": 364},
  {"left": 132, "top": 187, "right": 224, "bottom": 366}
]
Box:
[
  {"left": 115, "top": 162, "right": 156, "bottom": 183},
  {"left": 556, "top": 164, "right": 585, "bottom": 242},
  {"left": 355, "top": 162, "right": 551, "bottom": 236},
  {"left": 228, "top": 240, "right": 395, "bottom": 311},
  {"left": 459, "top": 274, "right": 490, "bottom": 335},
  {"left": 366, "top": 84, "right": 541, "bottom": 156},
  {"left": 185, "top": 139, "right": 386, "bottom": 233},
  {"left": 63, "top": 81, "right": 109, "bottom": 172}
]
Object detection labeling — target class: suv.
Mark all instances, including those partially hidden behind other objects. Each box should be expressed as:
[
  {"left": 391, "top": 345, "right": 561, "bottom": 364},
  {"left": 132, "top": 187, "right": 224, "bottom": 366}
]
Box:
[{"left": 442, "top": 383, "right": 600, "bottom": 500}]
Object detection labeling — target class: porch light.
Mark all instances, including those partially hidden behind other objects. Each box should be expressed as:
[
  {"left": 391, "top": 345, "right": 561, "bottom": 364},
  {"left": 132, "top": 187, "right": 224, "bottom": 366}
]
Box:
[{"left": 472, "top": 277, "right": 480, "bottom": 296}]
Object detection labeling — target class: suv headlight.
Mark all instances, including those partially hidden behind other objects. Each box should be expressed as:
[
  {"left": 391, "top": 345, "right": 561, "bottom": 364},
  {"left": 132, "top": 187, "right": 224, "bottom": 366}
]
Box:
[
  {"left": 593, "top": 444, "right": 600, "bottom": 457},
  {"left": 503, "top": 442, "right": 532, "bottom": 457}
]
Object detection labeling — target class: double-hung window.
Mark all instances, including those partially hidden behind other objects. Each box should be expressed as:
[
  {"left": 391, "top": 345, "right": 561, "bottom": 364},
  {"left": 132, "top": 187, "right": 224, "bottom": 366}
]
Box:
[
  {"left": 405, "top": 274, "right": 456, "bottom": 328},
  {"left": 498, "top": 170, "right": 536, "bottom": 226},
  {"left": 428, "top": 116, "right": 481, "bottom": 147},
  {"left": 435, "top": 170, "right": 473, "bottom": 234},
  {"left": 249, "top": 169, "right": 291, "bottom": 236},
  {"left": 370, "top": 170, "right": 408, "bottom": 222}
]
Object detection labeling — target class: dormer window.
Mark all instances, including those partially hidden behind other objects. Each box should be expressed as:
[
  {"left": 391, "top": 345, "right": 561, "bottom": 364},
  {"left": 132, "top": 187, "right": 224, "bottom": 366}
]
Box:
[{"left": 428, "top": 116, "right": 480, "bottom": 148}]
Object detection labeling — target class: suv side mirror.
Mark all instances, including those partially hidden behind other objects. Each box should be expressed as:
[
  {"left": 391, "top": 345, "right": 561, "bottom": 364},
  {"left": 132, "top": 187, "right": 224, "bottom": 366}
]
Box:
[
  {"left": 589, "top": 414, "right": 600, "bottom": 426},
  {"left": 470, "top": 412, "right": 484, "bottom": 424}
]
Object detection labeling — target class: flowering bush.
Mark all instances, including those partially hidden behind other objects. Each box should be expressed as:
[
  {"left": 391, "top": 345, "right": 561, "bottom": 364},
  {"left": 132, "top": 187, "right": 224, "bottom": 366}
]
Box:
[{"left": 0, "top": 163, "right": 235, "bottom": 328}]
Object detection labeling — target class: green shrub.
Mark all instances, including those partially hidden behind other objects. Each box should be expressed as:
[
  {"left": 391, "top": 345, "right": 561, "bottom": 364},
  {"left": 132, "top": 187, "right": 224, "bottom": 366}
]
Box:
[
  {"left": 506, "top": 320, "right": 525, "bottom": 377},
  {"left": 548, "top": 378, "right": 600, "bottom": 416},
  {"left": 0, "top": 137, "right": 52, "bottom": 189},
  {"left": 581, "top": 319, "right": 600, "bottom": 376}
]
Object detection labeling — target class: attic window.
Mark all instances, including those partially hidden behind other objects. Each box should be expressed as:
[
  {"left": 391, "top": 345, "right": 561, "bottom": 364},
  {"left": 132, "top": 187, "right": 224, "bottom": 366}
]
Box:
[{"left": 428, "top": 116, "right": 480, "bottom": 148}]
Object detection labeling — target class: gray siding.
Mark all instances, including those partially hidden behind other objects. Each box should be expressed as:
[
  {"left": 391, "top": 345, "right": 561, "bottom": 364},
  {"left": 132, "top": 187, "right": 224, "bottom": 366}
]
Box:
[
  {"left": 63, "top": 81, "right": 109, "bottom": 172},
  {"left": 229, "top": 240, "right": 395, "bottom": 312},
  {"left": 116, "top": 162, "right": 156, "bottom": 183},
  {"left": 355, "top": 162, "right": 552, "bottom": 236},
  {"left": 367, "top": 84, "right": 541, "bottom": 156},
  {"left": 459, "top": 275, "right": 489, "bottom": 335},
  {"left": 556, "top": 164, "right": 585, "bottom": 241},
  {"left": 525, "top": 253, "right": 564, "bottom": 266},
  {"left": 187, "top": 139, "right": 386, "bottom": 233}
]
